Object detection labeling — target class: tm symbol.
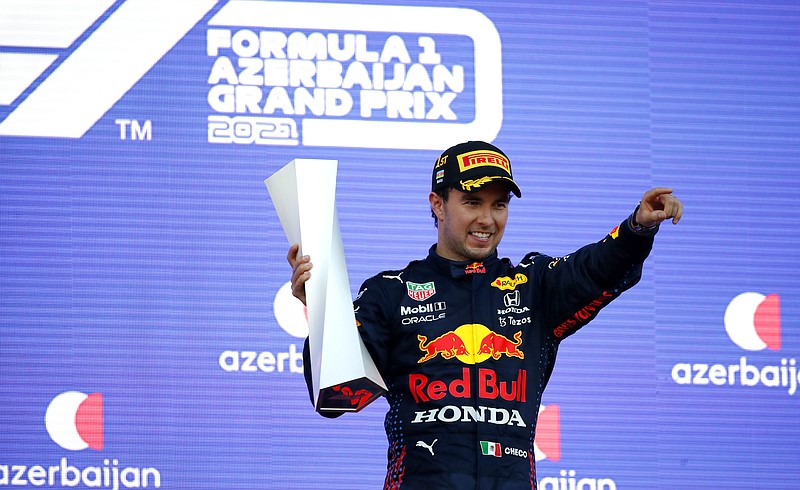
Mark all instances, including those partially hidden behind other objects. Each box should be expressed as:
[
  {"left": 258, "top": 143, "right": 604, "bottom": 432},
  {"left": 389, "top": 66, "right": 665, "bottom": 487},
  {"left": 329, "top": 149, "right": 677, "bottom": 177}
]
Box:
[{"left": 115, "top": 119, "right": 152, "bottom": 140}]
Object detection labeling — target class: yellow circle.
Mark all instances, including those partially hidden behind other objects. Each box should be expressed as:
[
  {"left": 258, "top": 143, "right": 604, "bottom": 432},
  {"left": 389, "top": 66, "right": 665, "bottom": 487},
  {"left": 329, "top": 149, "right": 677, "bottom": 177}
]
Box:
[{"left": 454, "top": 324, "right": 492, "bottom": 365}]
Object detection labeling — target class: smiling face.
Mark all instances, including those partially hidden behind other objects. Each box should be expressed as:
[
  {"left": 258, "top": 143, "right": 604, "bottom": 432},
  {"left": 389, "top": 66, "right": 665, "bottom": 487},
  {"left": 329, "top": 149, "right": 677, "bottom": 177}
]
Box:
[{"left": 430, "top": 182, "right": 511, "bottom": 262}]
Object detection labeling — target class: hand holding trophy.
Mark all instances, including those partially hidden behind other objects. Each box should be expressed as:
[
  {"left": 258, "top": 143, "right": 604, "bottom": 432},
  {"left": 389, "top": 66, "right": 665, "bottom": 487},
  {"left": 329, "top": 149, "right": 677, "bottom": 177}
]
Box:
[{"left": 266, "top": 159, "right": 386, "bottom": 413}]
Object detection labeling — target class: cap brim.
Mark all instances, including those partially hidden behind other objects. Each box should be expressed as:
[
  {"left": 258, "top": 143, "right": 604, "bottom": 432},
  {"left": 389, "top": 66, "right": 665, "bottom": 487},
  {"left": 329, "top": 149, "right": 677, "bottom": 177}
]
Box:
[
  {"left": 504, "top": 178, "right": 522, "bottom": 198},
  {"left": 460, "top": 176, "right": 521, "bottom": 198}
]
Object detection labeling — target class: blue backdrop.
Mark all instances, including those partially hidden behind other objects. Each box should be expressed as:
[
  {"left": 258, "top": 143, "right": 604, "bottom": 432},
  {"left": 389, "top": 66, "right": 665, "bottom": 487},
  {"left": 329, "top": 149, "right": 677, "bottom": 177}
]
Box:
[{"left": 1, "top": 1, "right": 798, "bottom": 489}]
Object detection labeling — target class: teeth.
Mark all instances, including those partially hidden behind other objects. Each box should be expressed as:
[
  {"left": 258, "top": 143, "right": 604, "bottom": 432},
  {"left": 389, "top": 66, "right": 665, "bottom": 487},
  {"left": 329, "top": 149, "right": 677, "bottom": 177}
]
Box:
[{"left": 471, "top": 232, "right": 490, "bottom": 238}]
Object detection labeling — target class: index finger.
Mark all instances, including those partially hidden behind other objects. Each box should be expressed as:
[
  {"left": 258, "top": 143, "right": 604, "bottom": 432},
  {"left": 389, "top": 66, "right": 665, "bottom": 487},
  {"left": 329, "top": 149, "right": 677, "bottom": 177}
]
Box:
[
  {"left": 671, "top": 199, "right": 684, "bottom": 224},
  {"left": 643, "top": 187, "right": 674, "bottom": 202}
]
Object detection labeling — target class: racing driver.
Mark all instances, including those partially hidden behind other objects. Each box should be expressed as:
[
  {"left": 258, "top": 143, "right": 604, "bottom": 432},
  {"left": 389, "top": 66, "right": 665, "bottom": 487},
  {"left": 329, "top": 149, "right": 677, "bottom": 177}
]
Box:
[{"left": 287, "top": 140, "right": 683, "bottom": 489}]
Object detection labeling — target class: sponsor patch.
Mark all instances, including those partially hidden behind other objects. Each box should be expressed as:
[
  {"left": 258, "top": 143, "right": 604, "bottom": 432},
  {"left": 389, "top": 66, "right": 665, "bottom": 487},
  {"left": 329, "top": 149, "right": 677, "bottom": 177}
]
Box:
[
  {"left": 407, "top": 281, "right": 436, "bottom": 301},
  {"left": 401, "top": 302, "right": 446, "bottom": 316},
  {"left": 503, "top": 291, "right": 520, "bottom": 307},
  {"left": 416, "top": 325, "right": 524, "bottom": 364},
  {"left": 411, "top": 405, "right": 525, "bottom": 427},
  {"left": 457, "top": 150, "right": 511, "bottom": 174},
  {"left": 548, "top": 254, "right": 569, "bottom": 269},
  {"left": 464, "top": 262, "right": 486, "bottom": 274},
  {"left": 491, "top": 273, "right": 527, "bottom": 291},
  {"left": 480, "top": 441, "right": 502, "bottom": 457}
]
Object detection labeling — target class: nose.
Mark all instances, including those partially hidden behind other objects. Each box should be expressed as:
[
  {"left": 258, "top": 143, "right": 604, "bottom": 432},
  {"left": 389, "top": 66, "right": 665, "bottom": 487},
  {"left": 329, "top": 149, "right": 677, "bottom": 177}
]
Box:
[{"left": 476, "top": 203, "right": 493, "bottom": 226}]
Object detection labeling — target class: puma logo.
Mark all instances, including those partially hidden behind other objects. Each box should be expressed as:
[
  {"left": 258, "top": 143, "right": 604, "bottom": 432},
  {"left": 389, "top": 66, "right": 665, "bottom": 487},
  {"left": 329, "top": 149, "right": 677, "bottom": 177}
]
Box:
[
  {"left": 382, "top": 272, "right": 404, "bottom": 283},
  {"left": 416, "top": 439, "right": 438, "bottom": 456}
]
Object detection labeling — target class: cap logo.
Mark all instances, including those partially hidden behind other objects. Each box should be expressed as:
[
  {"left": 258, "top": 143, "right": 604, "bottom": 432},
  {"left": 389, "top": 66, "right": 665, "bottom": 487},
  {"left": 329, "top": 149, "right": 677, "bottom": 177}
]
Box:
[
  {"left": 435, "top": 154, "right": 449, "bottom": 168},
  {"left": 460, "top": 176, "right": 499, "bottom": 192},
  {"left": 457, "top": 150, "right": 511, "bottom": 175}
]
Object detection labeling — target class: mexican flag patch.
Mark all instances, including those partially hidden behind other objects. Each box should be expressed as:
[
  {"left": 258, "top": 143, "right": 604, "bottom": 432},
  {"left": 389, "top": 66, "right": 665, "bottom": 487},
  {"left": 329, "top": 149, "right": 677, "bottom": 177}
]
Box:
[{"left": 480, "top": 441, "right": 501, "bottom": 457}]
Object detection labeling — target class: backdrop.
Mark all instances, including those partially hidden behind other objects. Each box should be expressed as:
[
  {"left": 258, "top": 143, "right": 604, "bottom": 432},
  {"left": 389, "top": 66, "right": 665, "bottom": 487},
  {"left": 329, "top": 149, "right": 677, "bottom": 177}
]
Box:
[{"left": 1, "top": 1, "right": 798, "bottom": 489}]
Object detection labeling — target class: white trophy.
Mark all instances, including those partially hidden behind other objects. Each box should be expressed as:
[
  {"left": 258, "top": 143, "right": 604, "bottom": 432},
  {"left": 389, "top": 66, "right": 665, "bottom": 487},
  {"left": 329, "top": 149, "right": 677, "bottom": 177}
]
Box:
[{"left": 265, "top": 159, "right": 387, "bottom": 413}]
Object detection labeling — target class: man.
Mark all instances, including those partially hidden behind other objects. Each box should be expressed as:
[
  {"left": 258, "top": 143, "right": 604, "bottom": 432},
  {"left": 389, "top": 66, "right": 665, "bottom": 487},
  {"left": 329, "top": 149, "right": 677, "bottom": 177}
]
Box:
[{"left": 287, "top": 141, "right": 683, "bottom": 489}]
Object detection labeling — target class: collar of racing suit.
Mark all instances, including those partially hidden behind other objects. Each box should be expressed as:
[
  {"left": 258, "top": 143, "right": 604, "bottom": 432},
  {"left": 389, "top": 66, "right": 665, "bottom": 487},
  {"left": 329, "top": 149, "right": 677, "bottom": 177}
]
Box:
[{"left": 425, "top": 244, "right": 499, "bottom": 278}]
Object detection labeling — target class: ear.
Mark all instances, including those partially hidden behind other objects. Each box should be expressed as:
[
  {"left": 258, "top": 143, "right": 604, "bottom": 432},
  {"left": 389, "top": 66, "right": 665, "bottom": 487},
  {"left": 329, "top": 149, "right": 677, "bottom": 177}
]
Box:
[{"left": 429, "top": 191, "right": 445, "bottom": 222}]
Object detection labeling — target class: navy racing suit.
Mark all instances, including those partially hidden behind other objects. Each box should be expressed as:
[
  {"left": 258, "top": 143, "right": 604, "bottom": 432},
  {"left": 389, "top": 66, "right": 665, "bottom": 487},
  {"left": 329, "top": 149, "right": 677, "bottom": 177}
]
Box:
[{"left": 304, "top": 213, "right": 656, "bottom": 489}]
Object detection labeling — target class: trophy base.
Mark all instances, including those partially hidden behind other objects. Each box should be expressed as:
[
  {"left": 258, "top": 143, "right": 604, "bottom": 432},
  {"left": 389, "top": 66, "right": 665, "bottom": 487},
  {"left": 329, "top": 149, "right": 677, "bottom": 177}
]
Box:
[{"left": 317, "top": 377, "right": 386, "bottom": 413}]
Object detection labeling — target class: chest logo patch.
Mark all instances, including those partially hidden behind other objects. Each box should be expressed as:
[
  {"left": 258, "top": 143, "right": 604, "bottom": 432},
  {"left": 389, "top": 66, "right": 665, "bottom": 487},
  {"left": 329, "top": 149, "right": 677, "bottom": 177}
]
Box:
[
  {"left": 464, "top": 262, "right": 486, "bottom": 274},
  {"left": 407, "top": 281, "right": 436, "bottom": 301},
  {"left": 417, "top": 324, "right": 524, "bottom": 364},
  {"left": 491, "top": 273, "right": 527, "bottom": 291}
]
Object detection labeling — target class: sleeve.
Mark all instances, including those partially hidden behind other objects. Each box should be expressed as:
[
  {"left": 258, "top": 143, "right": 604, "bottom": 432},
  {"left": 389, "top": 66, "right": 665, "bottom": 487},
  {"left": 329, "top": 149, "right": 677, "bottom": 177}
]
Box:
[
  {"left": 538, "top": 212, "right": 656, "bottom": 342},
  {"left": 352, "top": 275, "right": 395, "bottom": 379},
  {"left": 302, "top": 336, "right": 342, "bottom": 418}
]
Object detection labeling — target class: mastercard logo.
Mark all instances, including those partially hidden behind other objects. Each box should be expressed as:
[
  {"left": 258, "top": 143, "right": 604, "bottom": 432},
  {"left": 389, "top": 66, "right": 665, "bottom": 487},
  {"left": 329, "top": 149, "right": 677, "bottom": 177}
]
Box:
[
  {"left": 533, "top": 404, "right": 560, "bottom": 462},
  {"left": 724, "top": 292, "right": 781, "bottom": 351},
  {"left": 45, "top": 391, "right": 103, "bottom": 451}
]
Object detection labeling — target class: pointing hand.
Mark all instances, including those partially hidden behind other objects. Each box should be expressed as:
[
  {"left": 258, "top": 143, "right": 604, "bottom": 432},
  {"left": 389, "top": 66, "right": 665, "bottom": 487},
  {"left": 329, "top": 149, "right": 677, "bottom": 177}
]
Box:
[{"left": 635, "top": 187, "right": 683, "bottom": 228}]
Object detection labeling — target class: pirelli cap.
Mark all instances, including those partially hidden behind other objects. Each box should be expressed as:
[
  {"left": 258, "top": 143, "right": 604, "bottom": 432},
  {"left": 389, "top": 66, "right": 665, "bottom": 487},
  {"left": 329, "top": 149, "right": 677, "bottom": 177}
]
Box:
[{"left": 431, "top": 141, "right": 522, "bottom": 198}]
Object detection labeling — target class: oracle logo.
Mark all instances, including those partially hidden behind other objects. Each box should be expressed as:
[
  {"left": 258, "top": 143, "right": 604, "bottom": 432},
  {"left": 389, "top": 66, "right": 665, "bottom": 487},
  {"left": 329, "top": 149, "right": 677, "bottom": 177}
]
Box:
[
  {"left": 45, "top": 391, "right": 103, "bottom": 451},
  {"left": 533, "top": 403, "right": 560, "bottom": 462},
  {"left": 724, "top": 292, "right": 781, "bottom": 351}
]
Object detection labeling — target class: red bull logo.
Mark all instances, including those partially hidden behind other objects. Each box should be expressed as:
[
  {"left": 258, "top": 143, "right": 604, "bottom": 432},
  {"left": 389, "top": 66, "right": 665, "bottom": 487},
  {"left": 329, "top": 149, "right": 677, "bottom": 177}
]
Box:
[
  {"left": 410, "top": 367, "right": 527, "bottom": 403},
  {"left": 417, "top": 324, "right": 524, "bottom": 364},
  {"left": 330, "top": 384, "right": 374, "bottom": 408},
  {"left": 464, "top": 261, "right": 486, "bottom": 274},
  {"left": 477, "top": 331, "right": 524, "bottom": 360},
  {"left": 417, "top": 332, "right": 469, "bottom": 362}
]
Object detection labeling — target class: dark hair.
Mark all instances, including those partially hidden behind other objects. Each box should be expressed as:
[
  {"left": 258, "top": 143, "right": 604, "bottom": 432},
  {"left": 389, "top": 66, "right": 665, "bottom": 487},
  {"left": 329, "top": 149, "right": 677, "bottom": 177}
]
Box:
[{"left": 431, "top": 187, "right": 451, "bottom": 228}]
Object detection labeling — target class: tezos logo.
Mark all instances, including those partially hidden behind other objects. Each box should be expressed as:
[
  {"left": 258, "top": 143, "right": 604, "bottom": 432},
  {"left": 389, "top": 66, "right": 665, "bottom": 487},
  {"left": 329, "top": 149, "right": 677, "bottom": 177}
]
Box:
[{"left": 671, "top": 292, "right": 798, "bottom": 395}]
